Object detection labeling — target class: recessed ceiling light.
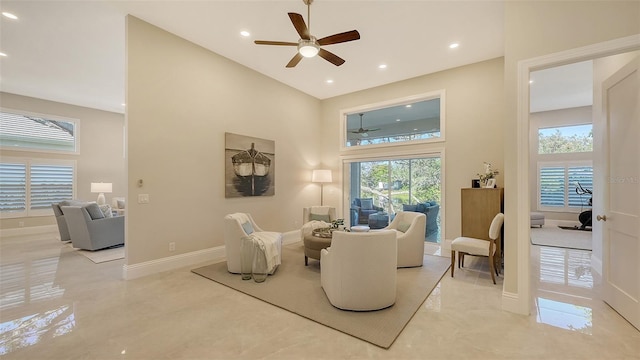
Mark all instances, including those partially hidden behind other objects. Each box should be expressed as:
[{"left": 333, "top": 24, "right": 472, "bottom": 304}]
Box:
[
  {"left": 413, "top": 128, "right": 418, "bottom": 131},
  {"left": 396, "top": 119, "right": 401, "bottom": 122},
  {"left": 405, "top": 104, "right": 412, "bottom": 108},
  {"left": 378, "top": 64, "right": 387, "bottom": 69},
  {"left": 529, "top": 80, "right": 534, "bottom": 84},
  {"left": 326, "top": 79, "right": 334, "bottom": 84},
  {"left": 0, "top": 52, "right": 7, "bottom": 57},
  {"left": 121, "top": 103, "right": 126, "bottom": 107},
  {"left": 2, "top": 12, "right": 18, "bottom": 20},
  {"left": 449, "top": 43, "right": 459, "bottom": 49},
  {"left": 240, "top": 31, "right": 250, "bottom": 37}
]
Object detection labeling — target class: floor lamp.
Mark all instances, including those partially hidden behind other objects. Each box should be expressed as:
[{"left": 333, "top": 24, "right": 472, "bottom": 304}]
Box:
[{"left": 312, "top": 170, "right": 332, "bottom": 206}]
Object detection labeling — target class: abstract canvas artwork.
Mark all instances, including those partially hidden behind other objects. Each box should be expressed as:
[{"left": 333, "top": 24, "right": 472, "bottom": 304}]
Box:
[{"left": 225, "top": 132, "right": 275, "bottom": 198}]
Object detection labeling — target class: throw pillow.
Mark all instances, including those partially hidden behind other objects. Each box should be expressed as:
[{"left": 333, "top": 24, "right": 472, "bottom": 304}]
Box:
[
  {"left": 360, "top": 198, "right": 374, "bottom": 210},
  {"left": 85, "top": 203, "right": 105, "bottom": 220},
  {"left": 99, "top": 204, "right": 113, "bottom": 218},
  {"left": 416, "top": 203, "right": 427, "bottom": 213},
  {"left": 241, "top": 221, "right": 254, "bottom": 235},
  {"left": 397, "top": 222, "right": 412, "bottom": 233},
  {"left": 310, "top": 213, "right": 331, "bottom": 222},
  {"left": 403, "top": 204, "right": 417, "bottom": 212}
]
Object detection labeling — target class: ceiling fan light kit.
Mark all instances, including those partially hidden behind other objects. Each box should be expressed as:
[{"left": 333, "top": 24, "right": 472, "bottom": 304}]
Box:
[
  {"left": 298, "top": 37, "right": 319, "bottom": 57},
  {"left": 254, "top": 0, "right": 360, "bottom": 67}
]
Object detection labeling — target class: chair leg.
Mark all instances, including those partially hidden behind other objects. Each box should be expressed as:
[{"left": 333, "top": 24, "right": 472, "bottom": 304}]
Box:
[
  {"left": 305, "top": 255, "right": 308, "bottom": 266},
  {"left": 450, "top": 250, "right": 455, "bottom": 277},
  {"left": 489, "top": 256, "right": 496, "bottom": 284}
]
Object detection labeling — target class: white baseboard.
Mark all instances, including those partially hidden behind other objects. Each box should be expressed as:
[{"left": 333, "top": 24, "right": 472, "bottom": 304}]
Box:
[
  {"left": 591, "top": 255, "right": 602, "bottom": 276},
  {"left": 123, "top": 230, "right": 301, "bottom": 280},
  {"left": 123, "top": 246, "right": 226, "bottom": 280},
  {"left": 545, "top": 219, "right": 581, "bottom": 228},
  {"left": 0, "top": 225, "right": 58, "bottom": 238},
  {"left": 502, "top": 291, "right": 529, "bottom": 315},
  {"left": 282, "top": 230, "right": 301, "bottom": 245}
]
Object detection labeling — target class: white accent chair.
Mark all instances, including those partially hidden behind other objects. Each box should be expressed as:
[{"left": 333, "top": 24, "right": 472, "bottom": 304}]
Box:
[
  {"left": 321, "top": 230, "right": 397, "bottom": 311},
  {"left": 382, "top": 211, "right": 426, "bottom": 268},
  {"left": 302, "top": 206, "right": 336, "bottom": 225},
  {"left": 112, "top": 197, "right": 126, "bottom": 216},
  {"left": 450, "top": 212, "right": 504, "bottom": 284},
  {"left": 224, "top": 213, "right": 282, "bottom": 274}
]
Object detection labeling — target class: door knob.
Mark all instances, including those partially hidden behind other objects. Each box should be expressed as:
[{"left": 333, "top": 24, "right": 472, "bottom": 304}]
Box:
[{"left": 596, "top": 215, "right": 607, "bottom": 221}]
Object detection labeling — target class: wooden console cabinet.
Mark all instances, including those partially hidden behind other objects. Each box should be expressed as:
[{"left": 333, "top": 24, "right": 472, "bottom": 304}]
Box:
[{"left": 461, "top": 188, "right": 504, "bottom": 241}]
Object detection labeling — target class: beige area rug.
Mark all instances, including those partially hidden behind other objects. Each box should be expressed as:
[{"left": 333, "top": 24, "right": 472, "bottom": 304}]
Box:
[
  {"left": 66, "top": 243, "right": 125, "bottom": 263},
  {"left": 530, "top": 226, "right": 592, "bottom": 251},
  {"left": 192, "top": 245, "right": 450, "bottom": 349}
]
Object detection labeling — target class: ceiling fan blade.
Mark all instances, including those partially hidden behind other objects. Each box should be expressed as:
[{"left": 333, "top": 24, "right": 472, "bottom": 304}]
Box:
[
  {"left": 254, "top": 40, "right": 298, "bottom": 46},
  {"left": 317, "top": 30, "right": 361, "bottom": 46},
  {"left": 318, "top": 48, "right": 345, "bottom": 66},
  {"left": 288, "top": 13, "right": 310, "bottom": 40},
  {"left": 286, "top": 53, "right": 303, "bottom": 68}
]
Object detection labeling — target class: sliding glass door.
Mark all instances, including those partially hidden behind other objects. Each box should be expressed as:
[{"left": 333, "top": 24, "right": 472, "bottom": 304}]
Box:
[{"left": 348, "top": 155, "right": 442, "bottom": 243}]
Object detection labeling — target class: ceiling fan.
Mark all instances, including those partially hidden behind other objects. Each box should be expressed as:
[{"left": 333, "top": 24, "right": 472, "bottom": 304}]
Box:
[
  {"left": 351, "top": 113, "right": 380, "bottom": 137},
  {"left": 254, "top": 0, "right": 360, "bottom": 68}
]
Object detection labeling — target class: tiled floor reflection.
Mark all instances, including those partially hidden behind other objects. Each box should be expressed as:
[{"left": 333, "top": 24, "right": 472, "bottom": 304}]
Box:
[{"left": 0, "top": 231, "right": 638, "bottom": 359}]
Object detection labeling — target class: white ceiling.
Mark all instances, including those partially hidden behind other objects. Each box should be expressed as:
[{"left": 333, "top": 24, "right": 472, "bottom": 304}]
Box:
[{"left": 0, "top": 1, "right": 590, "bottom": 115}]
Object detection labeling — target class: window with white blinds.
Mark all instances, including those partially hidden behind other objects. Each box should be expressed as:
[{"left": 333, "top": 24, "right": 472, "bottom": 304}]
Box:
[
  {"left": 0, "top": 158, "right": 75, "bottom": 218},
  {"left": 0, "top": 110, "right": 78, "bottom": 153},
  {"left": 539, "top": 162, "right": 593, "bottom": 212}
]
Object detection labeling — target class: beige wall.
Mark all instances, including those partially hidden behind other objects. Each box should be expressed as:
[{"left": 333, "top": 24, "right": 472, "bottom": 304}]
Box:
[
  {"left": 320, "top": 58, "right": 505, "bottom": 241},
  {"left": 504, "top": 1, "right": 640, "bottom": 296},
  {"left": 0, "top": 92, "right": 125, "bottom": 230},
  {"left": 529, "top": 106, "right": 593, "bottom": 222},
  {"left": 126, "top": 16, "right": 322, "bottom": 265}
]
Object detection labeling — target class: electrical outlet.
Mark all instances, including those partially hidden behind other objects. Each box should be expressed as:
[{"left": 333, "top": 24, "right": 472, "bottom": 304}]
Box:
[
  {"left": 169, "top": 242, "right": 175, "bottom": 252},
  {"left": 138, "top": 194, "right": 149, "bottom": 204}
]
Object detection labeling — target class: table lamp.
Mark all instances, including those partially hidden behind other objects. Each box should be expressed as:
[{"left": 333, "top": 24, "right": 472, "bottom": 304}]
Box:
[{"left": 91, "top": 182, "right": 112, "bottom": 205}]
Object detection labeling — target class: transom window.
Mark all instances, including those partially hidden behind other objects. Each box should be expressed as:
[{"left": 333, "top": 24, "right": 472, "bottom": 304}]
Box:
[
  {"left": 341, "top": 91, "right": 445, "bottom": 150},
  {"left": 0, "top": 110, "right": 78, "bottom": 153}
]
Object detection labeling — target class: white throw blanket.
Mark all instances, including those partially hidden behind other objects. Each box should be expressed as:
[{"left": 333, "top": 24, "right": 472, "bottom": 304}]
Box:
[
  {"left": 251, "top": 232, "right": 281, "bottom": 274},
  {"left": 301, "top": 220, "right": 331, "bottom": 241}
]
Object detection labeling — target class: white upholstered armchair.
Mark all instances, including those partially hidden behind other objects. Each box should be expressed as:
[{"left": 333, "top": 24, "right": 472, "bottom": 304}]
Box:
[
  {"left": 302, "top": 206, "right": 337, "bottom": 224},
  {"left": 223, "top": 213, "right": 282, "bottom": 274},
  {"left": 383, "top": 211, "right": 426, "bottom": 268},
  {"left": 321, "top": 230, "right": 397, "bottom": 311}
]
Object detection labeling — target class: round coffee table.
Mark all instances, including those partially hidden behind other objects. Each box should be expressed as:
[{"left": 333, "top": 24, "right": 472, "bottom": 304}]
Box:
[
  {"left": 303, "top": 233, "right": 332, "bottom": 266},
  {"left": 351, "top": 225, "right": 370, "bottom": 232}
]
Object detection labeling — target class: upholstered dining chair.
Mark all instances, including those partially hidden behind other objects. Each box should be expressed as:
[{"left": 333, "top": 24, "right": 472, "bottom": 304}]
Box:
[
  {"left": 450, "top": 212, "right": 504, "bottom": 284},
  {"left": 223, "top": 213, "right": 282, "bottom": 274},
  {"left": 321, "top": 230, "right": 397, "bottom": 311},
  {"left": 382, "top": 211, "right": 426, "bottom": 268}
]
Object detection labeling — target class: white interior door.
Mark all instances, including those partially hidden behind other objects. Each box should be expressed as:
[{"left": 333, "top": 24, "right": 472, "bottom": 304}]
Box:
[{"left": 600, "top": 56, "right": 639, "bottom": 330}]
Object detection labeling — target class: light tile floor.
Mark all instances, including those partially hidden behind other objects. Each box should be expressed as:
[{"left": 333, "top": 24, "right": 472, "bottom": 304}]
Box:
[{"left": 0, "top": 232, "right": 638, "bottom": 359}]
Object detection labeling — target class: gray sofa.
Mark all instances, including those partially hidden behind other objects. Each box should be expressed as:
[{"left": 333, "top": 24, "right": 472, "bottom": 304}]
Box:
[
  {"left": 402, "top": 201, "right": 440, "bottom": 235},
  {"left": 61, "top": 204, "right": 124, "bottom": 250}
]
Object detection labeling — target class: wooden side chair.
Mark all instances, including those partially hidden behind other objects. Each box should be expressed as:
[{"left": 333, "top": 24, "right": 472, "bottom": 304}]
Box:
[{"left": 450, "top": 212, "right": 504, "bottom": 284}]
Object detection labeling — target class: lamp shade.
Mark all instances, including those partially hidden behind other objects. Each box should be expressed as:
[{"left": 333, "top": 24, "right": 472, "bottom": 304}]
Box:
[
  {"left": 91, "top": 182, "right": 112, "bottom": 193},
  {"left": 312, "top": 170, "right": 332, "bottom": 183}
]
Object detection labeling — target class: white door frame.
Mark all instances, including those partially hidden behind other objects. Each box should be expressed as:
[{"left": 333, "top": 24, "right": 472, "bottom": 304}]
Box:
[{"left": 512, "top": 34, "right": 640, "bottom": 314}]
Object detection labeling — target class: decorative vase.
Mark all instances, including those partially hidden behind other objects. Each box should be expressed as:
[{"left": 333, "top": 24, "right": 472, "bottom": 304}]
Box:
[
  {"left": 240, "top": 236, "right": 254, "bottom": 280},
  {"left": 252, "top": 240, "right": 268, "bottom": 283}
]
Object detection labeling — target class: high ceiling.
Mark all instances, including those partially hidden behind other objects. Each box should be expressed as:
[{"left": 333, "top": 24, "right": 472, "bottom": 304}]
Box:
[{"left": 0, "top": 1, "right": 591, "bottom": 116}]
